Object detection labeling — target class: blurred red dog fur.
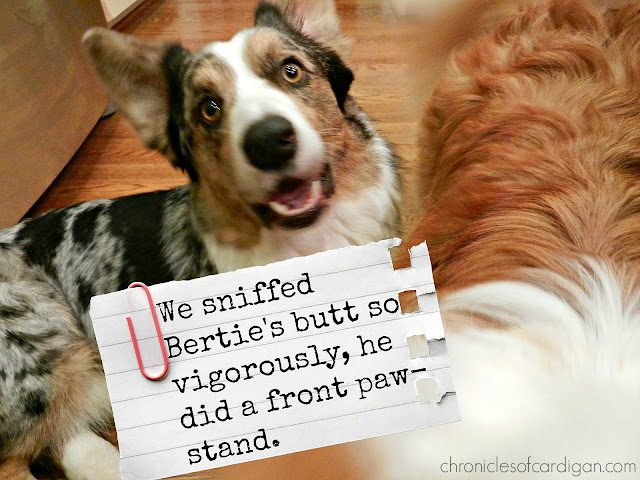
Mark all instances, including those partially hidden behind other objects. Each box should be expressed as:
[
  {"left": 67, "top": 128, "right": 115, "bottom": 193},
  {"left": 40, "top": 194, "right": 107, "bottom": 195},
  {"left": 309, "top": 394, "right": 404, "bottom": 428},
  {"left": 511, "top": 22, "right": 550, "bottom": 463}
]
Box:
[
  {"left": 411, "top": 0, "right": 640, "bottom": 298},
  {"left": 357, "top": 1, "right": 640, "bottom": 478}
]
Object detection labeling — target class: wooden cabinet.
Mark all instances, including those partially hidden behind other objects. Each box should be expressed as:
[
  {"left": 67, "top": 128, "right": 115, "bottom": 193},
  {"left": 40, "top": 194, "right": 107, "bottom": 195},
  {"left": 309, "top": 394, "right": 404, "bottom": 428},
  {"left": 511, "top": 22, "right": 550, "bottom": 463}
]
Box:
[{"left": 0, "top": 0, "right": 108, "bottom": 227}]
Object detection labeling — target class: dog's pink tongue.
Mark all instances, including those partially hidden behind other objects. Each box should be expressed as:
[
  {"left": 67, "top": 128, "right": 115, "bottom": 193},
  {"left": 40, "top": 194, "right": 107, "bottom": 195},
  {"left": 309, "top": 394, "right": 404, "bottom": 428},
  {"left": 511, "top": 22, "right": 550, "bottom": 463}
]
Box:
[{"left": 270, "top": 180, "right": 311, "bottom": 210}]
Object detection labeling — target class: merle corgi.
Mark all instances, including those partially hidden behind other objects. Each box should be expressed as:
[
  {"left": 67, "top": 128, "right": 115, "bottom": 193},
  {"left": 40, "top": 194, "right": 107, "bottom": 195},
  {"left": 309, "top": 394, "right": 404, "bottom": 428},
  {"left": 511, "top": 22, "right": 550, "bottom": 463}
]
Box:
[{"left": 0, "top": 0, "right": 399, "bottom": 478}]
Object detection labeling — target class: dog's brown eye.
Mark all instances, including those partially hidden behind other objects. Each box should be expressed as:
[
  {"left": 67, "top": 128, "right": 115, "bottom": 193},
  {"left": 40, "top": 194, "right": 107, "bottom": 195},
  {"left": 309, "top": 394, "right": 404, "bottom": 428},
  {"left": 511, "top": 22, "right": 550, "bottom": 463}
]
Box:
[
  {"left": 200, "top": 98, "right": 222, "bottom": 123},
  {"left": 282, "top": 63, "right": 304, "bottom": 84}
]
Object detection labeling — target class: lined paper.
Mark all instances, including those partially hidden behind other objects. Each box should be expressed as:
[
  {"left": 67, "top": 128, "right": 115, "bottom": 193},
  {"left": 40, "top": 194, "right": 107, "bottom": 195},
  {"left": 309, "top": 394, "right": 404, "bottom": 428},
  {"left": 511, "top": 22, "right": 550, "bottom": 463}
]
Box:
[{"left": 90, "top": 239, "right": 460, "bottom": 480}]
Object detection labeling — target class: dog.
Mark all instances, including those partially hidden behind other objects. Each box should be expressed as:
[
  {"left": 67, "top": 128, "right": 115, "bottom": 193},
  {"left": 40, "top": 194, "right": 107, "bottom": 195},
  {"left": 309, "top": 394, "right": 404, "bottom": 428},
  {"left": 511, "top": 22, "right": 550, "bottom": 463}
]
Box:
[
  {"left": 0, "top": 1, "right": 400, "bottom": 478},
  {"left": 353, "top": 0, "right": 640, "bottom": 478}
]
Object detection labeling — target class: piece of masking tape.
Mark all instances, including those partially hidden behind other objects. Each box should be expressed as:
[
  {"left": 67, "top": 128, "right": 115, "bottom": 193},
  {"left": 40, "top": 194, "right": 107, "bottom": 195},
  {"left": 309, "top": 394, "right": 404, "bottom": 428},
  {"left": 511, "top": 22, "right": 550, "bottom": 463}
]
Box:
[
  {"left": 407, "top": 334, "right": 430, "bottom": 358},
  {"left": 416, "top": 377, "right": 439, "bottom": 404},
  {"left": 389, "top": 244, "right": 412, "bottom": 270},
  {"left": 399, "top": 289, "right": 420, "bottom": 314}
]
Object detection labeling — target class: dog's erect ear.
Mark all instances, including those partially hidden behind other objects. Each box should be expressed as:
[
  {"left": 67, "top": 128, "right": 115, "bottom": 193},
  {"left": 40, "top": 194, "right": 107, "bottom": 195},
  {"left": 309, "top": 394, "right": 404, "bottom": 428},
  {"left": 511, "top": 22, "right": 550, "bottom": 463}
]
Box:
[
  {"left": 82, "top": 28, "right": 196, "bottom": 180},
  {"left": 255, "top": 0, "right": 353, "bottom": 109},
  {"left": 255, "top": 0, "right": 349, "bottom": 55}
]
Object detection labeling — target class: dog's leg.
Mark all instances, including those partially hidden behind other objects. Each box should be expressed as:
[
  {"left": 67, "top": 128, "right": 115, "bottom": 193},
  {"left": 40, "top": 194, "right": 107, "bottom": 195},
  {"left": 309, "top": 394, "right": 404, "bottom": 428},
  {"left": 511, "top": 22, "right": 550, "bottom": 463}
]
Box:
[
  {"left": 51, "top": 373, "right": 120, "bottom": 480},
  {"left": 60, "top": 430, "right": 120, "bottom": 480},
  {"left": 0, "top": 458, "right": 37, "bottom": 480},
  {"left": 0, "top": 250, "right": 118, "bottom": 479}
]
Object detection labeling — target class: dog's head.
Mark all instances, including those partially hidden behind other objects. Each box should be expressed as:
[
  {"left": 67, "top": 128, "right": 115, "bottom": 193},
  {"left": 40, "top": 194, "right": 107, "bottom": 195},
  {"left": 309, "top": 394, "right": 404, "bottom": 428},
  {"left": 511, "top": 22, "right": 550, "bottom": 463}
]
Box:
[{"left": 84, "top": 0, "right": 359, "bottom": 247}]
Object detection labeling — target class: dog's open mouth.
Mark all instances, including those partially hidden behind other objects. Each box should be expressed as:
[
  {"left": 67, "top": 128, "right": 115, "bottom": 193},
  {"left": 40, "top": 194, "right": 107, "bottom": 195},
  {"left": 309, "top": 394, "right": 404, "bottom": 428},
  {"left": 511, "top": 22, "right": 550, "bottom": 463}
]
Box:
[{"left": 254, "top": 164, "right": 334, "bottom": 229}]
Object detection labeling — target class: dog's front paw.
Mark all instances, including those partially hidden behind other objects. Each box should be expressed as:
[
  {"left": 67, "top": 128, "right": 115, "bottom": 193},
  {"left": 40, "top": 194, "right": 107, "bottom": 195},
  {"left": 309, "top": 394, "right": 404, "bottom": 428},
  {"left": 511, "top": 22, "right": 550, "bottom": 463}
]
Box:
[{"left": 62, "top": 431, "right": 120, "bottom": 480}]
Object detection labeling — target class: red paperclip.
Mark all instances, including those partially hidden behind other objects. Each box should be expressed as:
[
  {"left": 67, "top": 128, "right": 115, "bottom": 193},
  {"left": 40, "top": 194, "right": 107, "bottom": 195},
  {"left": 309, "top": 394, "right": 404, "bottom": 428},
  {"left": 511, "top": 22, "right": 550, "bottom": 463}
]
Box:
[{"left": 126, "top": 282, "right": 169, "bottom": 381}]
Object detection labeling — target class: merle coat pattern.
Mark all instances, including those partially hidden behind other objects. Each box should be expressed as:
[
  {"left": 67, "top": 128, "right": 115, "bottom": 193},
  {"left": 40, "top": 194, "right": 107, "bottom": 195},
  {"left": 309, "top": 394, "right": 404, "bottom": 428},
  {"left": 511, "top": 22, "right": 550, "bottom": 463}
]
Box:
[{"left": 0, "top": 1, "right": 399, "bottom": 478}]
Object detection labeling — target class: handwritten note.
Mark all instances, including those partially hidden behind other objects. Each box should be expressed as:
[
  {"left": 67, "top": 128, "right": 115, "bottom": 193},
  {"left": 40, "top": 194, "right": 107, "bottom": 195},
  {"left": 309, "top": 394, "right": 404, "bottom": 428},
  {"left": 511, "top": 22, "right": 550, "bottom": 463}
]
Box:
[{"left": 90, "top": 239, "right": 460, "bottom": 480}]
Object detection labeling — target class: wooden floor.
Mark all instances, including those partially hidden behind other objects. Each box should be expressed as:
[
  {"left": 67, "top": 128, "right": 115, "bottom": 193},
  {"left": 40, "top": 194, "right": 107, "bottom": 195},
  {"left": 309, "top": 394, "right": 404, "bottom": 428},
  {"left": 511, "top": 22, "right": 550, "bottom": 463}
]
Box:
[{"left": 31, "top": 0, "right": 422, "bottom": 479}]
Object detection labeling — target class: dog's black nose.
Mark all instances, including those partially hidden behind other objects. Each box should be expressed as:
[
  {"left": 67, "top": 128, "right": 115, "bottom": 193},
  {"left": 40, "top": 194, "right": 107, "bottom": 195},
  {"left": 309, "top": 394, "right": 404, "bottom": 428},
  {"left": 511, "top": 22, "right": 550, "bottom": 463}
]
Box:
[{"left": 243, "top": 115, "right": 296, "bottom": 171}]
